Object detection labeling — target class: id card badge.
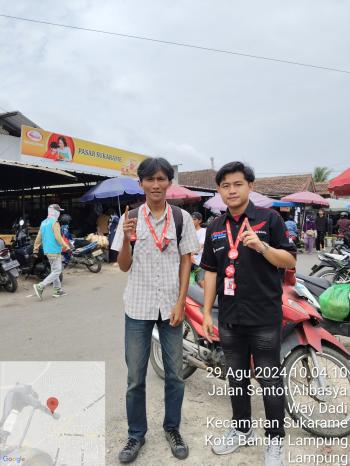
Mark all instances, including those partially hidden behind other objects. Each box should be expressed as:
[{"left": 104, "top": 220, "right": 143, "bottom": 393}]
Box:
[{"left": 224, "top": 277, "right": 235, "bottom": 296}]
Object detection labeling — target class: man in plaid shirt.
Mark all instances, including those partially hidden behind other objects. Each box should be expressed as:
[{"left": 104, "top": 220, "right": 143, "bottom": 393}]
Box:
[{"left": 112, "top": 157, "right": 199, "bottom": 463}]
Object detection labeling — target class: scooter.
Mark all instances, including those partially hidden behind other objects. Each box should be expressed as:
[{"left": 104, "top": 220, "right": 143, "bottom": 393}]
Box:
[
  {"left": 10, "top": 219, "right": 54, "bottom": 280},
  {"left": 330, "top": 233, "right": 350, "bottom": 255},
  {"left": 150, "top": 271, "right": 350, "bottom": 438},
  {"left": 62, "top": 239, "right": 103, "bottom": 273},
  {"left": 0, "top": 384, "right": 59, "bottom": 465},
  {"left": 0, "top": 239, "right": 20, "bottom": 293},
  {"left": 296, "top": 273, "right": 350, "bottom": 337},
  {"left": 310, "top": 251, "right": 350, "bottom": 283}
]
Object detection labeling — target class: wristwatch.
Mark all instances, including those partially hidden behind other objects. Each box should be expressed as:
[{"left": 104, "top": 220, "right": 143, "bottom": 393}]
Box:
[{"left": 259, "top": 241, "right": 270, "bottom": 255}]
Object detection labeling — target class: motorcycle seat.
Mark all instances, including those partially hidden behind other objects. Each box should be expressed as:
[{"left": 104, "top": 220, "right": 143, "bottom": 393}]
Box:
[
  {"left": 187, "top": 284, "right": 219, "bottom": 308},
  {"left": 297, "top": 274, "right": 329, "bottom": 290}
]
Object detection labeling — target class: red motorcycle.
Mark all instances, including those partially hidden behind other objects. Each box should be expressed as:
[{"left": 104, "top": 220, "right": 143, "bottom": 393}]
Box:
[{"left": 150, "top": 271, "right": 350, "bottom": 438}]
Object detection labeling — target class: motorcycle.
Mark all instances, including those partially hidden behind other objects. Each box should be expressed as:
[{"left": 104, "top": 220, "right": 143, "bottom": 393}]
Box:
[
  {"left": 330, "top": 233, "right": 350, "bottom": 255},
  {"left": 0, "top": 384, "right": 59, "bottom": 465},
  {"left": 296, "top": 273, "right": 350, "bottom": 337},
  {"left": 310, "top": 251, "right": 350, "bottom": 283},
  {"left": 10, "top": 219, "right": 59, "bottom": 281},
  {"left": 0, "top": 239, "right": 20, "bottom": 293},
  {"left": 150, "top": 272, "right": 350, "bottom": 438},
  {"left": 62, "top": 238, "right": 103, "bottom": 273}
]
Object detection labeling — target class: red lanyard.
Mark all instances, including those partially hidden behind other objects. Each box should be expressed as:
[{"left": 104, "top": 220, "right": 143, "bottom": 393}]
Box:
[
  {"left": 225, "top": 217, "right": 248, "bottom": 278},
  {"left": 143, "top": 205, "right": 172, "bottom": 252}
]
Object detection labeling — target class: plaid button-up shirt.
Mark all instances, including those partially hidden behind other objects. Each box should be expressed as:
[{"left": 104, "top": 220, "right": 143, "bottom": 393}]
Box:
[{"left": 111, "top": 202, "right": 199, "bottom": 320}]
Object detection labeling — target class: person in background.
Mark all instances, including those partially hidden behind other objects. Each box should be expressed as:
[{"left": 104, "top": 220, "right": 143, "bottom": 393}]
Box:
[
  {"left": 285, "top": 215, "right": 298, "bottom": 240},
  {"left": 315, "top": 209, "right": 327, "bottom": 251},
  {"left": 302, "top": 213, "right": 317, "bottom": 254},
  {"left": 337, "top": 212, "right": 350, "bottom": 235},
  {"left": 191, "top": 212, "right": 206, "bottom": 288},
  {"left": 33, "top": 204, "right": 70, "bottom": 299}
]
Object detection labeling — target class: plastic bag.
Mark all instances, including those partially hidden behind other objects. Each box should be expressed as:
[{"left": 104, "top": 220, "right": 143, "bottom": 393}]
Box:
[{"left": 319, "top": 284, "right": 350, "bottom": 322}]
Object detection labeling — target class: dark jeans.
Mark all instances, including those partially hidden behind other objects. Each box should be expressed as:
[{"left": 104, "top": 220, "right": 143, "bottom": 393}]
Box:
[
  {"left": 316, "top": 231, "right": 325, "bottom": 251},
  {"left": 125, "top": 313, "right": 184, "bottom": 440},
  {"left": 219, "top": 323, "right": 285, "bottom": 438}
]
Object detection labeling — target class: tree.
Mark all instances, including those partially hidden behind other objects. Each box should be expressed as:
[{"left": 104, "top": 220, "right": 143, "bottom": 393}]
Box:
[{"left": 313, "top": 166, "right": 332, "bottom": 182}]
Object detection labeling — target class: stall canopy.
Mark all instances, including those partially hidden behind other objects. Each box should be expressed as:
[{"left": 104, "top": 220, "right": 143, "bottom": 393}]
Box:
[
  {"left": 204, "top": 192, "right": 274, "bottom": 212},
  {"left": 166, "top": 185, "right": 201, "bottom": 200},
  {"left": 80, "top": 177, "right": 143, "bottom": 201},
  {"left": 281, "top": 191, "right": 329, "bottom": 206},
  {"left": 272, "top": 200, "right": 296, "bottom": 207},
  {"left": 326, "top": 198, "right": 350, "bottom": 212},
  {"left": 328, "top": 167, "right": 350, "bottom": 196}
]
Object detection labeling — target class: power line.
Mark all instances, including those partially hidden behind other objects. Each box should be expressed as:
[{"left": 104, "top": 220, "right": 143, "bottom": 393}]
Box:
[{"left": 1, "top": 13, "right": 350, "bottom": 75}]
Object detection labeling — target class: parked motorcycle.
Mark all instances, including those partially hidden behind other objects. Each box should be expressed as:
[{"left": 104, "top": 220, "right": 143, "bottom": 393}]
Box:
[
  {"left": 63, "top": 238, "right": 103, "bottom": 273},
  {"left": 330, "top": 233, "right": 350, "bottom": 255},
  {"left": 10, "top": 219, "right": 59, "bottom": 280},
  {"left": 296, "top": 273, "right": 350, "bottom": 337},
  {"left": 0, "top": 239, "right": 20, "bottom": 293},
  {"left": 310, "top": 251, "right": 350, "bottom": 283},
  {"left": 150, "top": 274, "right": 350, "bottom": 438},
  {"left": 0, "top": 383, "right": 59, "bottom": 465}
]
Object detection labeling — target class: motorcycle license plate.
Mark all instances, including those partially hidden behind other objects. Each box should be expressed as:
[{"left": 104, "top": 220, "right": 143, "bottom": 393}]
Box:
[
  {"left": 2, "top": 260, "right": 20, "bottom": 271},
  {"left": 92, "top": 250, "right": 103, "bottom": 257}
]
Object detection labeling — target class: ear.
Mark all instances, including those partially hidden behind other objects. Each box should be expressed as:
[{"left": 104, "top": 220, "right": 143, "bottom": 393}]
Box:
[{"left": 248, "top": 182, "right": 254, "bottom": 192}]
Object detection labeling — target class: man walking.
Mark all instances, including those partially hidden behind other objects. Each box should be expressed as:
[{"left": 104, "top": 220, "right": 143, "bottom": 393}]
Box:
[
  {"left": 112, "top": 157, "right": 199, "bottom": 463},
  {"left": 315, "top": 209, "right": 327, "bottom": 251},
  {"left": 201, "top": 162, "right": 296, "bottom": 466},
  {"left": 33, "top": 204, "right": 69, "bottom": 299},
  {"left": 191, "top": 212, "right": 206, "bottom": 287}
]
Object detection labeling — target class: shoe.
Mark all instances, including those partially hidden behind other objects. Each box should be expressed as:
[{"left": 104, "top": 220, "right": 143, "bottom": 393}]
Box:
[
  {"left": 118, "top": 437, "right": 145, "bottom": 463},
  {"left": 264, "top": 437, "right": 284, "bottom": 466},
  {"left": 165, "top": 429, "right": 189, "bottom": 460},
  {"left": 33, "top": 284, "right": 44, "bottom": 300},
  {"left": 211, "top": 427, "right": 256, "bottom": 455},
  {"left": 52, "top": 289, "right": 67, "bottom": 298}
]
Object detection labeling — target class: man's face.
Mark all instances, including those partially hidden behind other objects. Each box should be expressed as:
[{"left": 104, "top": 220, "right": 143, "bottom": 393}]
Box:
[
  {"left": 319, "top": 210, "right": 324, "bottom": 217},
  {"left": 217, "top": 171, "right": 252, "bottom": 209},
  {"left": 140, "top": 169, "right": 171, "bottom": 203},
  {"left": 192, "top": 218, "right": 201, "bottom": 228}
]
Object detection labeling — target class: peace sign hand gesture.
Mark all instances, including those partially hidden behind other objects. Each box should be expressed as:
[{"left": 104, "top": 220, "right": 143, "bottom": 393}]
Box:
[{"left": 240, "top": 220, "right": 264, "bottom": 253}]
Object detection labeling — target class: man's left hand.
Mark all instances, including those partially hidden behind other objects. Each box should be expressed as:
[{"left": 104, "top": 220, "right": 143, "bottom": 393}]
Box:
[
  {"left": 170, "top": 302, "right": 185, "bottom": 327},
  {"left": 240, "top": 221, "right": 264, "bottom": 253}
]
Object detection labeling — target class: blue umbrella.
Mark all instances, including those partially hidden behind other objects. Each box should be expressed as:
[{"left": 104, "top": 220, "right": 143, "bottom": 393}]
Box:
[
  {"left": 80, "top": 177, "right": 144, "bottom": 215},
  {"left": 80, "top": 177, "right": 143, "bottom": 201}
]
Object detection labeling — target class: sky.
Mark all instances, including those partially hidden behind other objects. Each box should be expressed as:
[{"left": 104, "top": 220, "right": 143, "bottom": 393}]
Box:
[{"left": 0, "top": 0, "right": 349, "bottom": 177}]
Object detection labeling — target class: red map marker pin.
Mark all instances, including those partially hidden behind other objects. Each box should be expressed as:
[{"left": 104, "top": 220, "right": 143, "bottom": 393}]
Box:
[{"left": 47, "top": 397, "right": 59, "bottom": 414}]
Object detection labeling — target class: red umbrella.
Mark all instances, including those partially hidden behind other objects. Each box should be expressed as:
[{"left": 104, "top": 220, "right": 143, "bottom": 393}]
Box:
[
  {"left": 166, "top": 185, "right": 201, "bottom": 200},
  {"left": 328, "top": 167, "right": 350, "bottom": 196},
  {"left": 281, "top": 191, "right": 329, "bottom": 206}
]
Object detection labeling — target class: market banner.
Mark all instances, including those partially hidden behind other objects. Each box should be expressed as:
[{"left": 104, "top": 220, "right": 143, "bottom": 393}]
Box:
[{"left": 20, "top": 125, "right": 148, "bottom": 178}]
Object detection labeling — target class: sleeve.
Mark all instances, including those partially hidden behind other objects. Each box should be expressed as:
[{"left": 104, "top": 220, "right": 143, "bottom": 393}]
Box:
[
  {"left": 199, "top": 227, "right": 218, "bottom": 271},
  {"left": 110, "top": 214, "right": 125, "bottom": 252},
  {"left": 53, "top": 222, "right": 68, "bottom": 248},
  {"left": 269, "top": 211, "right": 297, "bottom": 257},
  {"left": 179, "top": 211, "right": 200, "bottom": 255}
]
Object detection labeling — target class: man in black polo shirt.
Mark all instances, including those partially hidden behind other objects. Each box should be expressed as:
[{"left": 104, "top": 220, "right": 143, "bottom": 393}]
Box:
[{"left": 201, "top": 162, "right": 296, "bottom": 466}]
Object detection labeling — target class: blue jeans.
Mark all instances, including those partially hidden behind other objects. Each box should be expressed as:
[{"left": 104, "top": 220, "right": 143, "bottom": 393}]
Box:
[{"left": 125, "top": 313, "right": 184, "bottom": 440}]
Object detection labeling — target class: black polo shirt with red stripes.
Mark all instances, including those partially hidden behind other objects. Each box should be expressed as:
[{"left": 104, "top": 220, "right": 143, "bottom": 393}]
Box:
[{"left": 200, "top": 201, "right": 297, "bottom": 326}]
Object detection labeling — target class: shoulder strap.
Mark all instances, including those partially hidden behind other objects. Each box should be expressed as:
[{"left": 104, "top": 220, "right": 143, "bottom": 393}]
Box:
[{"left": 170, "top": 205, "right": 183, "bottom": 247}]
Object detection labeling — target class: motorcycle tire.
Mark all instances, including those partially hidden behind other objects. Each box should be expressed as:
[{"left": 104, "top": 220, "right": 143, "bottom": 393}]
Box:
[
  {"left": 150, "top": 319, "right": 198, "bottom": 380},
  {"left": 4, "top": 272, "right": 18, "bottom": 292},
  {"left": 283, "top": 346, "right": 350, "bottom": 438},
  {"left": 86, "top": 257, "right": 102, "bottom": 273},
  {"left": 315, "top": 268, "right": 336, "bottom": 283}
]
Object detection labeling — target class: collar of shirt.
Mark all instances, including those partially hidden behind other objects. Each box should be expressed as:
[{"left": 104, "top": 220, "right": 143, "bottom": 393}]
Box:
[
  {"left": 220, "top": 199, "right": 257, "bottom": 225},
  {"left": 144, "top": 201, "right": 170, "bottom": 224}
]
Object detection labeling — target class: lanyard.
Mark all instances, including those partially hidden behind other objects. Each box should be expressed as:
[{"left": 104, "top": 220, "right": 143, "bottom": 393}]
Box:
[
  {"left": 226, "top": 217, "right": 249, "bottom": 260},
  {"left": 143, "top": 204, "right": 172, "bottom": 252},
  {"left": 225, "top": 217, "right": 249, "bottom": 278}
]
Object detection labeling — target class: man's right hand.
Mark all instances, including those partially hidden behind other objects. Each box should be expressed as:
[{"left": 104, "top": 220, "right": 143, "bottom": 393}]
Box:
[
  {"left": 123, "top": 206, "right": 137, "bottom": 242},
  {"left": 202, "top": 313, "right": 214, "bottom": 343}
]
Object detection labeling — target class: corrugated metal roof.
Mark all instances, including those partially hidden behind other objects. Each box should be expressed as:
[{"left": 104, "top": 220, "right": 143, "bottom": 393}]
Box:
[{"left": 0, "top": 111, "right": 39, "bottom": 137}]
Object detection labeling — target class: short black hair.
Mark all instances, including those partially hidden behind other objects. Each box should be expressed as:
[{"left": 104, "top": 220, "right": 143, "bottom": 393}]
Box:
[
  {"left": 50, "top": 141, "right": 59, "bottom": 149},
  {"left": 137, "top": 157, "right": 174, "bottom": 181},
  {"left": 215, "top": 161, "right": 255, "bottom": 186}
]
